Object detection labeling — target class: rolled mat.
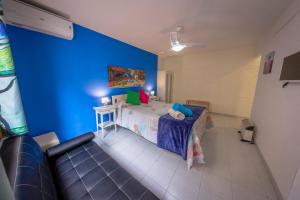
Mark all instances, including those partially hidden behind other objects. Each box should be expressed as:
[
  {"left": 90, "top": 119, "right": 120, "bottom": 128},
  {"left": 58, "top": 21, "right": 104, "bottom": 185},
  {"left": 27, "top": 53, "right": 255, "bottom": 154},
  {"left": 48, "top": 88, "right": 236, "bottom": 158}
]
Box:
[{"left": 168, "top": 108, "right": 185, "bottom": 120}]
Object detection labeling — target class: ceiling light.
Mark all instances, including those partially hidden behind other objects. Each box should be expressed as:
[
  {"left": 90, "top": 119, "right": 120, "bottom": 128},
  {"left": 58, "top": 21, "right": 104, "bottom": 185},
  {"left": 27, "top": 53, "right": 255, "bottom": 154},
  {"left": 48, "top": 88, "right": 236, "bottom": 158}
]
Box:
[{"left": 171, "top": 44, "right": 186, "bottom": 52}]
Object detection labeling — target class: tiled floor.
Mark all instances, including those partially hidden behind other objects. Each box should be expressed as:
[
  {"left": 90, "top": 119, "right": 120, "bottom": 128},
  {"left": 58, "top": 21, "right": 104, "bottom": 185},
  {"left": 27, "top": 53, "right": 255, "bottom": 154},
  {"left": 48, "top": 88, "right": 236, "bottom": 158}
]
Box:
[{"left": 93, "top": 114, "right": 278, "bottom": 200}]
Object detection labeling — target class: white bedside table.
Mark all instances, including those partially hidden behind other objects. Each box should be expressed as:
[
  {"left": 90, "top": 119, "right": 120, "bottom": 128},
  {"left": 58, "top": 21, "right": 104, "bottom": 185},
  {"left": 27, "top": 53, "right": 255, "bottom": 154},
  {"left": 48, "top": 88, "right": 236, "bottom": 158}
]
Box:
[
  {"left": 150, "top": 96, "right": 159, "bottom": 101},
  {"left": 93, "top": 105, "right": 117, "bottom": 137}
]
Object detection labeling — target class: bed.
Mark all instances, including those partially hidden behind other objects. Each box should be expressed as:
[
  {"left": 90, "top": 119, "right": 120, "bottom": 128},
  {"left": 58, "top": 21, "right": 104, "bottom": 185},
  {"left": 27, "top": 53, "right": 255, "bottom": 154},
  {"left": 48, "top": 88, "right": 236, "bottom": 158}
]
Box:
[{"left": 112, "top": 94, "right": 212, "bottom": 169}]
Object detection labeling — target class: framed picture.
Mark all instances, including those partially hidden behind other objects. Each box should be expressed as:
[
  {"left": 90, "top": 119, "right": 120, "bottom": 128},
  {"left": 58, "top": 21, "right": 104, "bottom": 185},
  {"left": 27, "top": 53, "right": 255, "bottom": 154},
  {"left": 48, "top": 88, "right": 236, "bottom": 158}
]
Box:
[
  {"left": 108, "top": 66, "right": 145, "bottom": 88},
  {"left": 263, "top": 51, "right": 275, "bottom": 74}
]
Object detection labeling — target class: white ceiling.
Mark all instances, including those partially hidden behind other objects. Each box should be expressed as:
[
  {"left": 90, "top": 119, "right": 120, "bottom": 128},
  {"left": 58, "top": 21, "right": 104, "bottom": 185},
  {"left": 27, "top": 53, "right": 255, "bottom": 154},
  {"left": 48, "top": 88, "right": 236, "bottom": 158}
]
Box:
[{"left": 25, "top": 0, "right": 291, "bottom": 56}]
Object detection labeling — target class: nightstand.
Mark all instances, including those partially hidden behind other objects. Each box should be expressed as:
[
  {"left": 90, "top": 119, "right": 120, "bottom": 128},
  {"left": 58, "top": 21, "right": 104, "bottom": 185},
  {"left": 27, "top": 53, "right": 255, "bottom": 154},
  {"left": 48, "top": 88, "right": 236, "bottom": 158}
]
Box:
[
  {"left": 150, "top": 96, "right": 159, "bottom": 101},
  {"left": 93, "top": 105, "right": 117, "bottom": 137}
]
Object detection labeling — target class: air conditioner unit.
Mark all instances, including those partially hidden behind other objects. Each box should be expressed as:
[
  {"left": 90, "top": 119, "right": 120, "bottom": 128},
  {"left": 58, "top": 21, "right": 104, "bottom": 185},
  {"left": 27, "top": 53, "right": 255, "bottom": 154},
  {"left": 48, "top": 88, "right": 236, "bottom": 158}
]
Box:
[{"left": 3, "top": 0, "right": 74, "bottom": 40}]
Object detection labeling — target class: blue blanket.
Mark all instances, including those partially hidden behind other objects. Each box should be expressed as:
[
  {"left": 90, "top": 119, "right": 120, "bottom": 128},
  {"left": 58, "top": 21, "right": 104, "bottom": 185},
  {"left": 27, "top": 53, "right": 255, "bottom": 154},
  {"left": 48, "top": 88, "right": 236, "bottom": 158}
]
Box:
[{"left": 157, "top": 105, "right": 205, "bottom": 160}]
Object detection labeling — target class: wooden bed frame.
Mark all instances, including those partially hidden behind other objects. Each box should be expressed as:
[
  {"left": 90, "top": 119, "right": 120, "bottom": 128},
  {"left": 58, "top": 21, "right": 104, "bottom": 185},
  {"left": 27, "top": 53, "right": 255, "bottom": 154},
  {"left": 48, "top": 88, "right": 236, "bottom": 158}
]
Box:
[{"left": 186, "top": 99, "right": 210, "bottom": 111}]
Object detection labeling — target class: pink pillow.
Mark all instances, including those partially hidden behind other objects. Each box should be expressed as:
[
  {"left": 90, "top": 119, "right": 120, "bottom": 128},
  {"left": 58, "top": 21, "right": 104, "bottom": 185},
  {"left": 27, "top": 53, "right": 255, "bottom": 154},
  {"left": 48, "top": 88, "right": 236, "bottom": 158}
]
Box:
[{"left": 139, "top": 89, "right": 149, "bottom": 104}]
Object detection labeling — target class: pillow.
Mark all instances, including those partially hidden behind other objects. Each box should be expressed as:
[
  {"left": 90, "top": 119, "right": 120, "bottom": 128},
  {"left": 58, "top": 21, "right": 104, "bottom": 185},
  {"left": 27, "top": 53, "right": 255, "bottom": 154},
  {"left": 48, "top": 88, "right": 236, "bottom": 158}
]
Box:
[
  {"left": 172, "top": 103, "right": 193, "bottom": 117},
  {"left": 126, "top": 91, "right": 140, "bottom": 105},
  {"left": 139, "top": 89, "right": 149, "bottom": 104}
]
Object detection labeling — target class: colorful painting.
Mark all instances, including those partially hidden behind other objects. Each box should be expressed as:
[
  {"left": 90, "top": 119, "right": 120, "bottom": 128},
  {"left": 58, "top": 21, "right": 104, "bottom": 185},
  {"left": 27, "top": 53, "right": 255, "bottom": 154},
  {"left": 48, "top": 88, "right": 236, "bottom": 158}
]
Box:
[
  {"left": 108, "top": 66, "right": 145, "bottom": 88},
  {"left": 0, "top": 8, "right": 28, "bottom": 135},
  {"left": 263, "top": 51, "right": 275, "bottom": 74}
]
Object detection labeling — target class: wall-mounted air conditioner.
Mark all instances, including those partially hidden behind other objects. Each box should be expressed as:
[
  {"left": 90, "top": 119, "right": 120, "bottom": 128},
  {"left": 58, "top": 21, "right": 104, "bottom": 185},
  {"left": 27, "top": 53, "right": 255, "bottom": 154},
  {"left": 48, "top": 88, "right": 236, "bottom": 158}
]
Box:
[{"left": 3, "top": 0, "right": 74, "bottom": 40}]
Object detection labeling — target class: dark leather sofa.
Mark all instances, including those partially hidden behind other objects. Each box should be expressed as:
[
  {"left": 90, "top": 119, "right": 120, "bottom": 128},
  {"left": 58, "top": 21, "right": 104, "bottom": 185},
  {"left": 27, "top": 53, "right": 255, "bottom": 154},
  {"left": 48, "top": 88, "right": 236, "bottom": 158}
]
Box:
[{"left": 0, "top": 132, "right": 159, "bottom": 200}]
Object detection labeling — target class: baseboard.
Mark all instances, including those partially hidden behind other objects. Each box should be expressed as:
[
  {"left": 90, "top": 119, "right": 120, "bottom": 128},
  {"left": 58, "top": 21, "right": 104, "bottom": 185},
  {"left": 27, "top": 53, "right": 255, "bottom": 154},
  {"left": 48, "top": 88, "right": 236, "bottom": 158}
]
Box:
[{"left": 256, "top": 146, "right": 284, "bottom": 200}]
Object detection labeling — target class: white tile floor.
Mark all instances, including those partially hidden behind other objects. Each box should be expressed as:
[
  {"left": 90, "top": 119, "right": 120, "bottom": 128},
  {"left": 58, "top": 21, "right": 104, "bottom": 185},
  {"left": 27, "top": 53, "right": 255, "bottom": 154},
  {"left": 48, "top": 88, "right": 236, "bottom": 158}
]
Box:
[{"left": 93, "top": 114, "right": 278, "bottom": 200}]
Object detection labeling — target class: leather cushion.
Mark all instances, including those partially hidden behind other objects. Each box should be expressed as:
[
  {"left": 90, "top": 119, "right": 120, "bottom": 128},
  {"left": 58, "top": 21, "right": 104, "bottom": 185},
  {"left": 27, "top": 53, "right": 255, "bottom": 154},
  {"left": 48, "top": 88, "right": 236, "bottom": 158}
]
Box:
[
  {"left": 0, "top": 135, "right": 58, "bottom": 200},
  {"left": 46, "top": 132, "right": 95, "bottom": 158},
  {"left": 52, "top": 141, "right": 159, "bottom": 200}
]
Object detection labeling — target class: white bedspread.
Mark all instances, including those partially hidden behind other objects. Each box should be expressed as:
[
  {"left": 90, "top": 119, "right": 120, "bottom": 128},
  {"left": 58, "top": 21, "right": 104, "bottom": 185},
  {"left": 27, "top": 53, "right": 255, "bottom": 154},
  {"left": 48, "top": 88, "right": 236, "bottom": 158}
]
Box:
[{"left": 116, "top": 101, "right": 171, "bottom": 144}]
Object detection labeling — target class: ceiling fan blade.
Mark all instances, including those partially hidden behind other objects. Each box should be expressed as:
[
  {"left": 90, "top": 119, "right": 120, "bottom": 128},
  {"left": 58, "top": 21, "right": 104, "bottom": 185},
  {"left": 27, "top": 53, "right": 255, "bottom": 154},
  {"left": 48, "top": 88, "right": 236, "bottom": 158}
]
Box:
[
  {"left": 184, "top": 43, "right": 206, "bottom": 48},
  {"left": 170, "top": 31, "right": 181, "bottom": 46},
  {"left": 167, "top": 26, "right": 205, "bottom": 53}
]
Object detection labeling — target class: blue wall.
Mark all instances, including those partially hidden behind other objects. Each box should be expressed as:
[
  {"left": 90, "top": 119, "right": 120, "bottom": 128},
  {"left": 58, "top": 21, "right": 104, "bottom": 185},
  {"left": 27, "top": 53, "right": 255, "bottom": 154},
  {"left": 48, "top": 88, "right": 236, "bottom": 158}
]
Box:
[{"left": 6, "top": 24, "right": 158, "bottom": 141}]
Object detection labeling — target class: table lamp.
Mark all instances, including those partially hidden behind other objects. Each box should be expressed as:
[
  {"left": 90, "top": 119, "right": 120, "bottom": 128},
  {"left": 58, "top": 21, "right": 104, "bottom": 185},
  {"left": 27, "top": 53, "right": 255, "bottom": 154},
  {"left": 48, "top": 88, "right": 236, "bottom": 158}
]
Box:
[
  {"left": 150, "top": 90, "right": 155, "bottom": 96},
  {"left": 101, "top": 97, "right": 110, "bottom": 106}
]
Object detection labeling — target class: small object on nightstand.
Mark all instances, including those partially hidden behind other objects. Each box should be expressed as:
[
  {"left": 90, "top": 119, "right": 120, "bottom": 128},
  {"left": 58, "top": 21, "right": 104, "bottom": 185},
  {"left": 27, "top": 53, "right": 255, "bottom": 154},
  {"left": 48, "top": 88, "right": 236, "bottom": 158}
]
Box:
[
  {"left": 101, "top": 96, "right": 111, "bottom": 106},
  {"left": 150, "top": 90, "right": 155, "bottom": 96},
  {"left": 150, "top": 96, "right": 159, "bottom": 101},
  {"left": 93, "top": 105, "right": 117, "bottom": 138},
  {"left": 33, "top": 131, "right": 60, "bottom": 151}
]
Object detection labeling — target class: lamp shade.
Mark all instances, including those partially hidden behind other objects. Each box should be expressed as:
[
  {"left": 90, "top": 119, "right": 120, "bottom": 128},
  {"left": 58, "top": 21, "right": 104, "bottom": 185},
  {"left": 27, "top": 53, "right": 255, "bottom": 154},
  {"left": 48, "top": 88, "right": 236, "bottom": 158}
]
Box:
[
  {"left": 150, "top": 90, "right": 155, "bottom": 96},
  {"left": 101, "top": 97, "right": 110, "bottom": 105}
]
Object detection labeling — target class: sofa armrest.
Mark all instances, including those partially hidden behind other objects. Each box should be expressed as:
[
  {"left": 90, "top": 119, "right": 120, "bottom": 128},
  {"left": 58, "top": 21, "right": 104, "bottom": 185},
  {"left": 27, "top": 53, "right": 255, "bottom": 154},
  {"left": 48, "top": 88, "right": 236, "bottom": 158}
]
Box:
[{"left": 46, "top": 132, "right": 95, "bottom": 158}]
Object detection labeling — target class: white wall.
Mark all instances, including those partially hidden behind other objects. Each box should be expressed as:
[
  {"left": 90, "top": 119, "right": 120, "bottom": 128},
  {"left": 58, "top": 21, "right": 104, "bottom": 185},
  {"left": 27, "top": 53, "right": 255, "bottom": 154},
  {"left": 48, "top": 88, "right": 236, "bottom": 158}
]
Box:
[
  {"left": 288, "top": 166, "right": 300, "bottom": 200},
  {"left": 251, "top": 1, "right": 300, "bottom": 199},
  {"left": 160, "top": 45, "right": 260, "bottom": 117}
]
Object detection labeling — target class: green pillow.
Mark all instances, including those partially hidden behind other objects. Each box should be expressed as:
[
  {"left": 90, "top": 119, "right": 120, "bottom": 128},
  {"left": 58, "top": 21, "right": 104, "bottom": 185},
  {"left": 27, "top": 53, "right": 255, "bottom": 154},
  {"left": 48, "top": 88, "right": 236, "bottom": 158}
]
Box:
[{"left": 126, "top": 91, "right": 140, "bottom": 105}]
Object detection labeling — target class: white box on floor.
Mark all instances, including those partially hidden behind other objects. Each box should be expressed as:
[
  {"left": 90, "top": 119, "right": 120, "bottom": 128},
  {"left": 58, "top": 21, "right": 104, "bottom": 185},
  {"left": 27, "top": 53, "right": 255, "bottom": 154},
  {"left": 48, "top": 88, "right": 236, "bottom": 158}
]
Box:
[{"left": 242, "top": 130, "right": 254, "bottom": 142}]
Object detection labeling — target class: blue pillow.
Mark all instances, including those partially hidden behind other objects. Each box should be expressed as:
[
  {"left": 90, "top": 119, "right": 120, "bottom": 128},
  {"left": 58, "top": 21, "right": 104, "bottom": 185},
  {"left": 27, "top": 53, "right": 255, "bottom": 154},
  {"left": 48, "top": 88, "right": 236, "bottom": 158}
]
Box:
[{"left": 172, "top": 103, "right": 193, "bottom": 117}]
